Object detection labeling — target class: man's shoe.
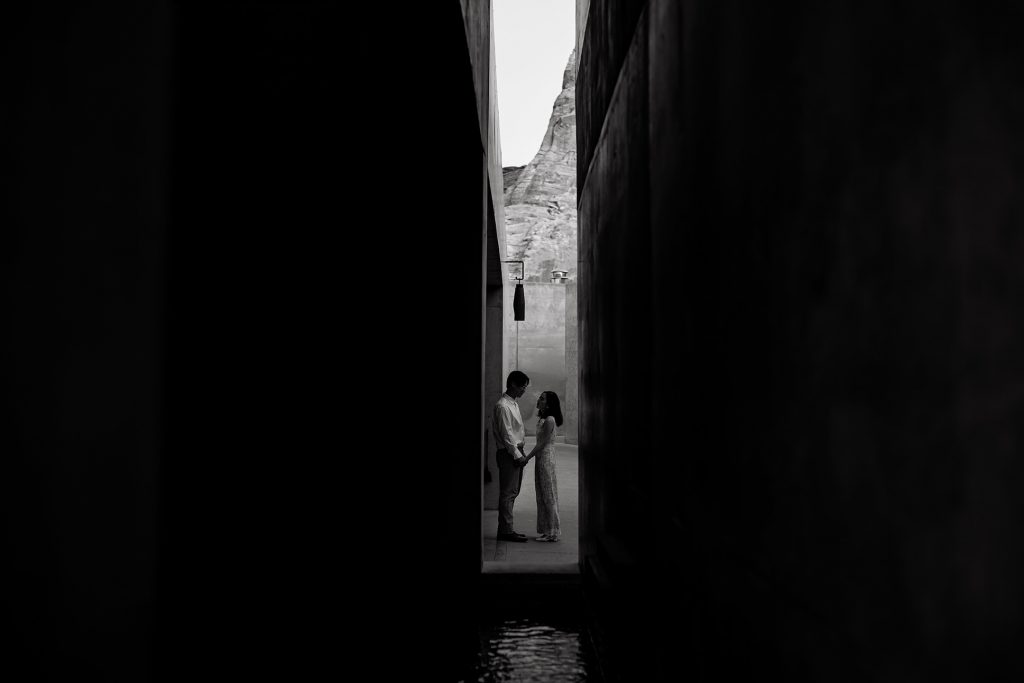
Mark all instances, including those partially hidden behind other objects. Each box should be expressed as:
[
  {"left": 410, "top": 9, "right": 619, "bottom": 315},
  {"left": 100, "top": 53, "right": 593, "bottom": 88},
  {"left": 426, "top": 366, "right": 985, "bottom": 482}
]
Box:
[{"left": 497, "top": 532, "right": 528, "bottom": 543}]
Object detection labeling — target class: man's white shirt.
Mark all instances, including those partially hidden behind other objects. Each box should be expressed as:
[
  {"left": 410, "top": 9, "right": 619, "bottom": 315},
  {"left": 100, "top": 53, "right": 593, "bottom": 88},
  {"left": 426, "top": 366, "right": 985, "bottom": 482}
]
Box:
[{"left": 492, "top": 393, "right": 526, "bottom": 463}]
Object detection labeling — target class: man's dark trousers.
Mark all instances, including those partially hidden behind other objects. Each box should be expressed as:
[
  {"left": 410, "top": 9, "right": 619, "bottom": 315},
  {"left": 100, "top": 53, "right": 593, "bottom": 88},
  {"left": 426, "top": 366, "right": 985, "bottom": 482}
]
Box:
[{"left": 496, "top": 445, "right": 524, "bottom": 535}]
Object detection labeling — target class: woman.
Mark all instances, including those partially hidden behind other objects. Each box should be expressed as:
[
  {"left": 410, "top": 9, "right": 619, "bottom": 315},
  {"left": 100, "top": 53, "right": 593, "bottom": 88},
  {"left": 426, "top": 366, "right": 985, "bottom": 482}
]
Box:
[{"left": 522, "top": 391, "right": 563, "bottom": 542}]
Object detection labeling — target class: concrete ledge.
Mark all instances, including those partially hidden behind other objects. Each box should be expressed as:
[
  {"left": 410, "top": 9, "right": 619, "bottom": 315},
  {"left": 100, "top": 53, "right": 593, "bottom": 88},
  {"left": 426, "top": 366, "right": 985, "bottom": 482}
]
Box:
[
  {"left": 482, "top": 561, "right": 579, "bottom": 575},
  {"left": 479, "top": 562, "right": 584, "bottom": 613}
]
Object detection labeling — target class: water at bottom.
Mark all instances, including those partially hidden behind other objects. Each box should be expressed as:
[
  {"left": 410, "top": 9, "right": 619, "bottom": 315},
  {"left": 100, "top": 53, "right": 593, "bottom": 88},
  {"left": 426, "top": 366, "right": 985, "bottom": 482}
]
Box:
[{"left": 469, "top": 616, "right": 603, "bottom": 682}]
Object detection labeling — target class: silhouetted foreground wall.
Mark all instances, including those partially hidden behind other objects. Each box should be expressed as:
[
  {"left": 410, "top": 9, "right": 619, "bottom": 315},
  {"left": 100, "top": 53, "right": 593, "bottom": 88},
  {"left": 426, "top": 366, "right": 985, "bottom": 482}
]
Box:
[
  {"left": 577, "top": 1, "right": 1024, "bottom": 681},
  {"left": 1, "top": 5, "right": 169, "bottom": 680},
  {"left": 3, "top": 4, "right": 500, "bottom": 680}
]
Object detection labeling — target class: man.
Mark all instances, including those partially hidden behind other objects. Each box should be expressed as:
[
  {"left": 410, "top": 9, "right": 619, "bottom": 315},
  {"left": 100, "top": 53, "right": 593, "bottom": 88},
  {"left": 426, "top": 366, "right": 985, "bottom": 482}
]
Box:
[{"left": 492, "top": 370, "right": 530, "bottom": 542}]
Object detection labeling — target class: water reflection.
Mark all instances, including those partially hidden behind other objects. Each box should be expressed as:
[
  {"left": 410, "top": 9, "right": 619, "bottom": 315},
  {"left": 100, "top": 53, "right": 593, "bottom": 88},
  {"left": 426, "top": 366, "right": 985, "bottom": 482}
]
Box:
[{"left": 471, "top": 617, "right": 600, "bottom": 682}]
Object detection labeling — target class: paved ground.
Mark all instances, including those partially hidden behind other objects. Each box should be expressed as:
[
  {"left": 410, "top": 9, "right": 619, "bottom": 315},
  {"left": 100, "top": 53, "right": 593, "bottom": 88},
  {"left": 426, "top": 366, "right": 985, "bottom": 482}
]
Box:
[{"left": 483, "top": 438, "right": 578, "bottom": 565}]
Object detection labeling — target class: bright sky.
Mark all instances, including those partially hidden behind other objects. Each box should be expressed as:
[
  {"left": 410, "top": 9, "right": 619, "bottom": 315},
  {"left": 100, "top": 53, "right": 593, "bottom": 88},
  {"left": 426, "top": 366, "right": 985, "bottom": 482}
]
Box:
[{"left": 493, "top": 0, "right": 576, "bottom": 168}]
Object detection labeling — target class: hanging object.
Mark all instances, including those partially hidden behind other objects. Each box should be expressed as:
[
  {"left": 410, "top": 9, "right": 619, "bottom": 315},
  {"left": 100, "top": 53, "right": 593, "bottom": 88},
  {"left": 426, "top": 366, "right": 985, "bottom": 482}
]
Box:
[
  {"left": 503, "top": 259, "right": 526, "bottom": 321},
  {"left": 513, "top": 283, "right": 525, "bottom": 321}
]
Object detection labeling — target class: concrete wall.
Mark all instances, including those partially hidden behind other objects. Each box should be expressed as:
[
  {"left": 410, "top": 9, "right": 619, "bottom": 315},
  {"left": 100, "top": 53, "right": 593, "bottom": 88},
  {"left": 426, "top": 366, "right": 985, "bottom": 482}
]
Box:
[
  {"left": 167, "top": 4, "right": 501, "bottom": 677},
  {"left": 565, "top": 283, "right": 579, "bottom": 444},
  {"left": 1, "top": 6, "right": 169, "bottom": 680},
  {"left": 484, "top": 283, "right": 505, "bottom": 509},
  {"left": 4, "top": 4, "right": 502, "bottom": 680},
  {"left": 169, "top": 3, "right": 502, "bottom": 678},
  {"left": 502, "top": 282, "right": 578, "bottom": 442},
  {"left": 576, "top": 0, "right": 591, "bottom": 70},
  {"left": 462, "top": 0, "right": 506, "bottom": 234},
  {"left": 578, "top": 1, "right": 1024, "bottom": 681}
]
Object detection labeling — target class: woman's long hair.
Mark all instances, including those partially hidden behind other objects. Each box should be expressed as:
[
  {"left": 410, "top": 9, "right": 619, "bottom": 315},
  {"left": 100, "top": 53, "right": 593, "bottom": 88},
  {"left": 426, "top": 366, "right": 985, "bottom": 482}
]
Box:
[{"left": 540, "top": 391, "right": 564, "bottom": 427}]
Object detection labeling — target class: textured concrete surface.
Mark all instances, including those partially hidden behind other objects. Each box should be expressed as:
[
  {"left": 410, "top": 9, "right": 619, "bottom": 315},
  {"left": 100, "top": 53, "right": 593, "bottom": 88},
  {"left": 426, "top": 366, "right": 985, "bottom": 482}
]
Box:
[
  {"left": 499, "top": 282, "right": 579, "bottom": 443},
  {"left": 577, "top": 1, "right": 1024, "bottom": 680},
  {"left": 503, "top": 283, "right": 568, "bottom": 434}
]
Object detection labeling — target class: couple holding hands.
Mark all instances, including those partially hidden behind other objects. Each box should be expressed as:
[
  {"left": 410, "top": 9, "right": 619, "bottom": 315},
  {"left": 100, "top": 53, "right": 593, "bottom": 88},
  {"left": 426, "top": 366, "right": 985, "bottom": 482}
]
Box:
[{"left": 492, "top": 370, "right": 563, "bottom": 543}]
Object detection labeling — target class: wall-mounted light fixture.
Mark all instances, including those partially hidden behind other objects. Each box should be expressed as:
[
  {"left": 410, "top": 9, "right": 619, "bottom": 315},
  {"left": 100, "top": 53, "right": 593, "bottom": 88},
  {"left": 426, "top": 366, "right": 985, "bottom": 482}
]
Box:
[{"left": 503, "top": 260, "right": 526, "bottom": 321}]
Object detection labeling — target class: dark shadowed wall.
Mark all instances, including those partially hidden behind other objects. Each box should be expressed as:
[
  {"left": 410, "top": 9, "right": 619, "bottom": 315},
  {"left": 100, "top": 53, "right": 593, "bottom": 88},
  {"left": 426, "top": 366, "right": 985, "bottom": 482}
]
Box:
[
  {"left": 3, "top": 4, "right": 500, "bottom": 680},
  {"left": 578, "top": 1, "right": 1024, "bottom": 681},
  {"left": 164, "top": 3, "right": 501, "bottom": 679},
  {"left": 1, "top": 5, "right": 169, "bottom": 680}
]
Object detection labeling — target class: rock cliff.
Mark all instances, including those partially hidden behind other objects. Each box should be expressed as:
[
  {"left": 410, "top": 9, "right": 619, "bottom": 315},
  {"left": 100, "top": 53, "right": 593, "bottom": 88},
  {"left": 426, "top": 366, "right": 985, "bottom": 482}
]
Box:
[{"left": 503, "top": 50, "right": 576, "bottom": 282}]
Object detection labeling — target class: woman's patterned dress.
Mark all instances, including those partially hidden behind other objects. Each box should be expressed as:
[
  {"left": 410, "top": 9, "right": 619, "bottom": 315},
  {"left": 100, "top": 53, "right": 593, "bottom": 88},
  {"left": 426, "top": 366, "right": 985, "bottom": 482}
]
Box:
[{"left": 534, "top": 416, "right": 560, "bottom": 539}]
